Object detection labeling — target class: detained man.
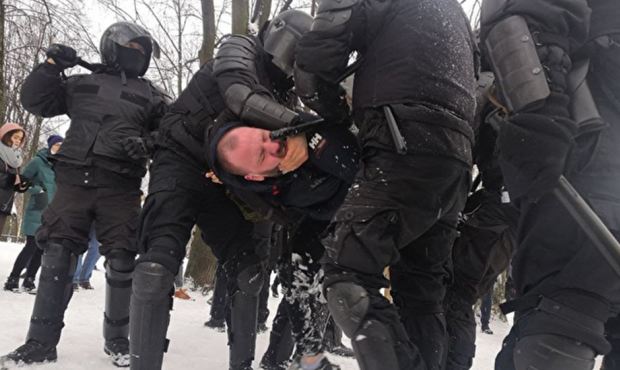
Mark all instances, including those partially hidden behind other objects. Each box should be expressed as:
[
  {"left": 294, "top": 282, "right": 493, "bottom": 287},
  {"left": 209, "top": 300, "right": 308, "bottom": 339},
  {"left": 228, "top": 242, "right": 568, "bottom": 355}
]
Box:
[{"left": 206, "top": 120, "right": 359, "bottom": 370}]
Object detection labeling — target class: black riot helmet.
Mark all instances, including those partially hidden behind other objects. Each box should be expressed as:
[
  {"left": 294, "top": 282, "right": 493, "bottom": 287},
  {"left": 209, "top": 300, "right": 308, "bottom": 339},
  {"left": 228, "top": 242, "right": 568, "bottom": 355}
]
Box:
[
  {"left": 99, "top": 22, "right": 160, "bottom": 77},
  {"left": 263, "top": 10, "right": 313, "bottom": 77}
]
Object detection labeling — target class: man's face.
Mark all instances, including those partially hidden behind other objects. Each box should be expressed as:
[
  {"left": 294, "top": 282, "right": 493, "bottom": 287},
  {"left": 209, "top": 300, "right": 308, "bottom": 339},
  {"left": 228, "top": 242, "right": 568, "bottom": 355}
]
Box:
[{"left": 220, "top": 127, "right": 287, "bottom": 181}]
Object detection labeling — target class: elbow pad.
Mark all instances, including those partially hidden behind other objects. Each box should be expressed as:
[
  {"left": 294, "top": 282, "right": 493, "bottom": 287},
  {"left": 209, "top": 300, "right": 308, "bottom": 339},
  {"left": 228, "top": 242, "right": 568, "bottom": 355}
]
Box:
[
  {"left": 225, "top": 84, "right": 298, "bottom": 130},
  {"left": 213, "top": 36, "right": 259, "bottom": 81}
]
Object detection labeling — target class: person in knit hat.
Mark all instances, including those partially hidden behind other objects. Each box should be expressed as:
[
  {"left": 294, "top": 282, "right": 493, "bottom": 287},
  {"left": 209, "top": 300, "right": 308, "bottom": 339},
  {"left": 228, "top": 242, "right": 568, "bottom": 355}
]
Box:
[
  {"left": 3, "top": 135, "right": 63, "bottom": 292},
  {"left": 46, "top": 135, "right": 63, "bottom": 153},
  {"left": 0, "top": 122, "right": 26, "bottom": 232}
]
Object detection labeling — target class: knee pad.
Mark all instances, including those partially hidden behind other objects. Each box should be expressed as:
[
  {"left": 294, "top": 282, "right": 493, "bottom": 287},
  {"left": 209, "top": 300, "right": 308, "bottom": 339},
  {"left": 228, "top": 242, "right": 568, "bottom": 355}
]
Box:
[
  {"left": 136, "top": 247, "right": 182, "bottom": 277},
  {"left": 130, "top": 262, "right": 175, "bottom": 369},
  {"left": 325, "top": 281, "right": 370, "bottom": 338},
  {"left": 132, "top": 262, "right": 175, "bottom": 302},
  {"left": 514, "top": 334, "right": 596, "bottom": 370},
  {"left": 106, "top": 250, "right": 136, "bottom": 273}
]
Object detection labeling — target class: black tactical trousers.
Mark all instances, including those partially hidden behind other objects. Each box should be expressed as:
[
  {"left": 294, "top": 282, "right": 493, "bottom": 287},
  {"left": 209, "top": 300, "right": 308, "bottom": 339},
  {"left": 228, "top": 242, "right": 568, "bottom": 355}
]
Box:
[
  {"left": 9, "top": 235, "right": 43, "bottom": 280},
  {"left": 137, "top": 149, "right": 256, "bottom": 272},
  {"left": 495, "top": 192, "right": 620, "bottom": 369},
  {"left": 135, "top": 148, "right": 266, "bottom": 369},
  {"left": 444, "top": 189, "right": 518, "bottom": 370},
  {"left": 37, "top": 179, "right": 142, "bottom": 256},
  {"left": 323, "top": 147, "right": 470, "bottom": 370},
  {"left": 278, "top": 219, "right": 330, "bottom": 355},
  {"left": 604, "top": 316, "right": 620, "bottom": 370},
  {"left": 210, "top": 261, "right": 271, "bottom": 325},
  {"left": 26, "top": 173, "right": 142, "bottom": 348}
]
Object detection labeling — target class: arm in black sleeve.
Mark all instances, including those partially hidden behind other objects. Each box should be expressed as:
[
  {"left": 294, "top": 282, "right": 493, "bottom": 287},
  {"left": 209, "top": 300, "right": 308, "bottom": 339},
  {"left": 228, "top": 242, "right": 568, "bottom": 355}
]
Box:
[
  {"left": 294, "top": 68, "right": 351, "bottom": 124},
  {"left": 20, "top": 62, "right": 68, "bottom": 117},
  {"left": 295, "top": 0, "right": 362, "bottom": 84},
  {"left": 213, "top": 35, "right": 298, "bottom": 130},
  {"left": 294, "top": 0, "right": 365, "bottom": 123},
  {"left": 146, "top": 84, "right": 172, "bottom": 132}
]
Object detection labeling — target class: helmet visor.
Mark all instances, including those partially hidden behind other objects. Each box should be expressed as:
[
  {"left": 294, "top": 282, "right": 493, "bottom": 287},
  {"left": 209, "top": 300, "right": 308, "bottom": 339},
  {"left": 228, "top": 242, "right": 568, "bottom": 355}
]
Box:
[{"left": 105, "top": 22, "right": 160, "bottom": 59}]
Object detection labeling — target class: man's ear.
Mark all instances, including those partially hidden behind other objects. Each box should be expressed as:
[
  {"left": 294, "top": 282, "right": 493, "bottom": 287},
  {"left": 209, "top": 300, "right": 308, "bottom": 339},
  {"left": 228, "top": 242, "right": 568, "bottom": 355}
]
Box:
[{"left": 244, "top": 174, "right": 265, "bottom": 182}]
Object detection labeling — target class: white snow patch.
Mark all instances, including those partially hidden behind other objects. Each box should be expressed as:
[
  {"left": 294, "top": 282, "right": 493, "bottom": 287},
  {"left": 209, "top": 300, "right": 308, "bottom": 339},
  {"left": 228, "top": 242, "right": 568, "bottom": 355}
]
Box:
[{"left": 0, "top": 241, "right": 584, "bottom": 369}]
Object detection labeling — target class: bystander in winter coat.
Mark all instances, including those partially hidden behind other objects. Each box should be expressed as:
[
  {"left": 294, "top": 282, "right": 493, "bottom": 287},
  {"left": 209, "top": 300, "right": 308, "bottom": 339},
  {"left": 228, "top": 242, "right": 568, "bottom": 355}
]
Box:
[
  {"left": 21, "top": 143, "right": 59, "bottom": 236},
  {"left": 0, "top": 122, "right": 26, "bottom": 232}
]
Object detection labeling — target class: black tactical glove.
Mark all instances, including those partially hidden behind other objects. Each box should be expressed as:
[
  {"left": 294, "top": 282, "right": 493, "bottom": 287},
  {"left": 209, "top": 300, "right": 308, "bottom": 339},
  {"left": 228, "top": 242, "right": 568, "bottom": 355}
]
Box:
[
  {"left": 45, "top": 44, "right": 79, "bottom": 70},
  {"left": 294, "top": 68, "right": 351, "bottom": 125},
  {"left": 498, "top": 113, "right": 576, "bottom": 203},
  {"left": 121, "top": 136, "right": 154, "bottom": 160},
  {"left": 310, "top": 82, "right": 351, "bottom": 125}
]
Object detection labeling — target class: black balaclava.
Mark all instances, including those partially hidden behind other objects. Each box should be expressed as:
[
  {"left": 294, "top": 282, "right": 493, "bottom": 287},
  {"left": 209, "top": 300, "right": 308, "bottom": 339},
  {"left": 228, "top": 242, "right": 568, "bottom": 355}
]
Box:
[{"left": 117, "top": 45, "right": 147, "bottom": 78}]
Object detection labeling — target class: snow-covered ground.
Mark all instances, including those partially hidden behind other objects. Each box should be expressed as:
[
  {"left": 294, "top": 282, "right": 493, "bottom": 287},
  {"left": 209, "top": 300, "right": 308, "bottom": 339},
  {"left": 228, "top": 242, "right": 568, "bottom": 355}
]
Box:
[{"left": 0, "top": 241, "right": 508, "bottom": 370}]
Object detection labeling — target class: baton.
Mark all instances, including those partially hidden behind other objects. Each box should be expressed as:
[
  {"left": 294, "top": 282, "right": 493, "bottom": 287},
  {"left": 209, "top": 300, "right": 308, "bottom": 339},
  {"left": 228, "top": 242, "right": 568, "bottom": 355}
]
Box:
[
  {"left": 383, "top": 106, "right": 408, "bottom": 155},
  {"left": 269, "top": 118, "right": 327, "bottom": 141},
  {"left": 553, "top": 175, "right": 620, "bottom": 277},
  {"left": 335, "top": 58, "right": 364, "bottom": 84},
  {"left": 76, "top": 57, "right": 97, "bottom": 72}
]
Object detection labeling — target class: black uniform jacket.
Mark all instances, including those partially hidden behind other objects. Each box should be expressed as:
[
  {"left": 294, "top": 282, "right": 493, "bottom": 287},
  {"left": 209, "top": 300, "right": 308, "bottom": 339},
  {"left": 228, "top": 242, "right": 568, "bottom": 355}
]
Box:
[{"left": 20, "top": 62, "right": 168, "bottom": 180}]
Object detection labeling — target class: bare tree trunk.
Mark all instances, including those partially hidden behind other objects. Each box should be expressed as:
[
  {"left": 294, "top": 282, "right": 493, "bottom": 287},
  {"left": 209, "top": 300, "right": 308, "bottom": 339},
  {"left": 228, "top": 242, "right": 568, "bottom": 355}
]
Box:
[
  {"left": 310, "top": 0, "right": 317, "bottom": 16},
  {"left": 232, "top": 0, "right": 249, "bottom": 35},
  {"left": 258, "top": 0, "right": 271, "bottom": 29},
  {"left": 0, "top": 0, "right": 5, "bottom": 124},
  {"left": 199, "top": 0, "right": 216, "bottom": 65},
  {"left": 185, "top": 228, "right": 219, "bottom": 291},
  {"left": 175, "top": 0, "right": 183, "bottom": 96}
]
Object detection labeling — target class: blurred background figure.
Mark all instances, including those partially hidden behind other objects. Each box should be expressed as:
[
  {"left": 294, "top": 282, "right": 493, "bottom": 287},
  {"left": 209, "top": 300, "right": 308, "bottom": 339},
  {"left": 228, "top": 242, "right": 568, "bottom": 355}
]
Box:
[
  {"left": 3, "top": 134, "right": 60, "bottom": 292},
  {"left": 73, "top": 224, "right": 101, "bottom": 291}
]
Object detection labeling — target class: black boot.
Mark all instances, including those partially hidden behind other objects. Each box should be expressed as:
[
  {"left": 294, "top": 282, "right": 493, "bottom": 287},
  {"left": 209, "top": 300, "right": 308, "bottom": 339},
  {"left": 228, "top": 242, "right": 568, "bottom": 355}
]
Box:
[
  {"left": 3, "top": 276, "right": 18, "bottom": 291},
  {"left": 0, "top": 340, "right": 57, "bottom": 366},
  {"left": 5, "top": 242, "right": 77, "bottom": 365},
  {"left": 260, "top": 301, "right": 294, "bottom": 370},
  {"left": 104, "top": 251, "right": 135, "bottom": 368},
  {"left": 22, "top": 277, "right": 36, "bottom": 292},
  {"left": 104, "top": 338, "right": 130, "bottom": 368},
  {"left": 129, "top": 262, "right": 174, "bottom": 370},
  {"left": 323, "top": 318, "right": 354, "bottom": 358},
  {"left": 204, "top": 317, "right": 226, "bottom": 332}
]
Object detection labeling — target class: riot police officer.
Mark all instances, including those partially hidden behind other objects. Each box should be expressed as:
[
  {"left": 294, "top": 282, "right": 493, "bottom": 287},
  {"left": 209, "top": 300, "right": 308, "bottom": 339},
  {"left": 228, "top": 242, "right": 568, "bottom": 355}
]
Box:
[
  {"left": 444, "top": 74, "right": 520, "bottom": 369},
  {"left": 294, "top": 0, "right": 477, "bottom": 369},
  {"left": 129, "top": 10, "right": 316, "bottom": 370},
  {"left": 479, "top": 0, "right": 620, "bottom": 369},
  {"left": 0, "top": 22, "right": 168, "bottom": 368}
]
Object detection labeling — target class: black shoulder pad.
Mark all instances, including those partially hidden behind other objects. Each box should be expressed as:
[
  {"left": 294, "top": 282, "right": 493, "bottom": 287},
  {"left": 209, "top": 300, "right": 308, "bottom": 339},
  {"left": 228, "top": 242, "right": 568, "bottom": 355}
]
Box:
[
  {"left": 213, "top": 35, "right": 258, "bottom": 77},
  {"left": 316, "top": 0, "right": 359, "bottom": 14}
]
